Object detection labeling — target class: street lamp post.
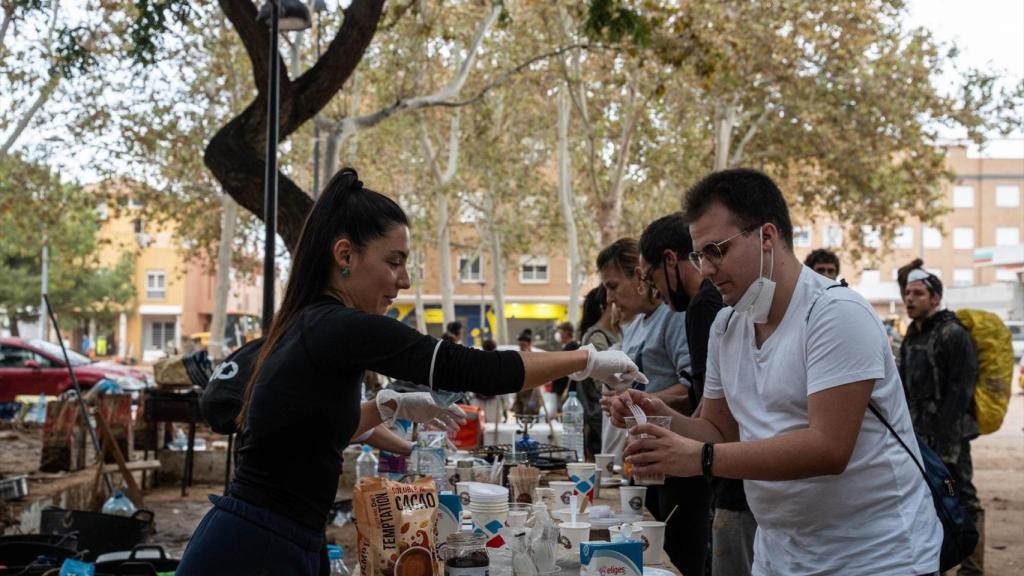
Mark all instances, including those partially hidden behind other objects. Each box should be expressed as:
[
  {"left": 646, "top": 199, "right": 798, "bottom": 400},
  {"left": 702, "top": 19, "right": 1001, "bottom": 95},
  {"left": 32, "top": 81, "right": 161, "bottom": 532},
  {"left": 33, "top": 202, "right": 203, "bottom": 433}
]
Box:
[
  {"left": 311, "top": 0, "right": 326, "bottom": 199},
  {"left": 256, "top": 0, "right": 312, "bottom": 332},
  {"left": 478, "top": 280, "right": 486, "bottom": 341}
]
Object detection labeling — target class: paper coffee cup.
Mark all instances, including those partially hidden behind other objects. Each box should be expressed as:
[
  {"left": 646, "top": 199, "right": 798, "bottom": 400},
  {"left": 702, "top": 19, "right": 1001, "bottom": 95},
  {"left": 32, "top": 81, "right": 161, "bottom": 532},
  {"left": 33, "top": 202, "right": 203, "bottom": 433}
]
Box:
[
  {"left": 634, "top": 520, "right": 665, "bottom": 565},
  {"left": 619, "top": 486, "right": 646, "bottom": 517},
  {"left": 557, "top": 521, "right": 591, "bottom": 554},
  {"left": 471, "top": 506, "right": 509, "bottom": 549},
  {"left": 595, "top": 454, "right": 616, "bottom": 476},
  {"left": 549, "top": 480, "right": 576, "bottom": 511},
  {"left": 566, "top": 462, "right": 597, "bottom": 503}
]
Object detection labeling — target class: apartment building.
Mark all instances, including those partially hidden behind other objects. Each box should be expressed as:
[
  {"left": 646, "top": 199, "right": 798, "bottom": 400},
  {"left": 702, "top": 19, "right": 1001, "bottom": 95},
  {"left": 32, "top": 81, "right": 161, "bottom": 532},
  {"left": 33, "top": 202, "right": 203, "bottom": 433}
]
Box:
[
  {"left": 792, "top": 144, "right": 1023, "bottom": 318},
  {"left": 95, "top": 191, "right": 263, "bottom": 363}
]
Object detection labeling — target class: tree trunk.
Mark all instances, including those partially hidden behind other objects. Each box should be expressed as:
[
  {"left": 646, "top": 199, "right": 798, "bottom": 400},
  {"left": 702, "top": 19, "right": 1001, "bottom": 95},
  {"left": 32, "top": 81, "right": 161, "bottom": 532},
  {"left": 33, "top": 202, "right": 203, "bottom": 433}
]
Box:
[
  {"left": 557, "top": 87, "right": 581, "bottom": 325},
  {"left": 208, "top": 194, "right": 238, "bottom": 360},
  {"left": 412, "top": 249, "right": 427, "bottom": 334},
  {"left": 714, "top": 102, "right": 737, "bottom": 172},
  {"left": 203, "top": 0, "right": 386, "bottom": 253},
  {"left": 436, "top": 186, "right": 455, "bottom": 324},
  {"left": 8, "top": 310, "right": 19, "bottom": 337},
  {"left": 484, "top": 189, "right": 508, "bottom": 344}
]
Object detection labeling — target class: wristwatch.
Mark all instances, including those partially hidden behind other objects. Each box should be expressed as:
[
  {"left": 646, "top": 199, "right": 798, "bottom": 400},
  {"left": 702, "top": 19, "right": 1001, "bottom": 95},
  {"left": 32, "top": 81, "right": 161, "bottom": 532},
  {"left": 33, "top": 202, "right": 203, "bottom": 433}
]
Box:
[{"left": 701, "top": 442, "right": 715, "bottom": 479}]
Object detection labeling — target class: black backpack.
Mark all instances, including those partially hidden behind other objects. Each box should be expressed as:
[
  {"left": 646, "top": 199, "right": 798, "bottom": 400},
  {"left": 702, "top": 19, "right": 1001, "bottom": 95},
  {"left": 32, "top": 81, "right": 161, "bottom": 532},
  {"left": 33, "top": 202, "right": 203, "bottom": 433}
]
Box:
[{"left": 200, "top": 338, "right": 264, "bottom": 434}]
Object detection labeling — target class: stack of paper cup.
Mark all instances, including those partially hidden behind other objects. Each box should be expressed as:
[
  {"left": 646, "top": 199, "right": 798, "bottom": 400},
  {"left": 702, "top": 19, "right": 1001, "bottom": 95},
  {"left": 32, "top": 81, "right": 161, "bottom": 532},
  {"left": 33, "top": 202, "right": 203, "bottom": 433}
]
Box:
[
  {"left": 469, "top": 483, "right": 510, "bottom": 549},
  {"left": 549, "top": 480, "right": 576, "bottom": 511},
  {"left": 567, "top": 462, "right": 597, "bottom": 503}
]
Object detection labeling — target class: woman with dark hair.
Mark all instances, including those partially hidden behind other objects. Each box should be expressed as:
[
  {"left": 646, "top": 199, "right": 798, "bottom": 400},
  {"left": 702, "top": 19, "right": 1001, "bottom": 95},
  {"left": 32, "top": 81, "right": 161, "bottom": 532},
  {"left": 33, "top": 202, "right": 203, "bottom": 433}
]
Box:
[
  {"left": 176, "top": 169, "right": 644, "bottom": 575},
  {"left": 576, "top": 285, "right": 621, "bottom": 459}
]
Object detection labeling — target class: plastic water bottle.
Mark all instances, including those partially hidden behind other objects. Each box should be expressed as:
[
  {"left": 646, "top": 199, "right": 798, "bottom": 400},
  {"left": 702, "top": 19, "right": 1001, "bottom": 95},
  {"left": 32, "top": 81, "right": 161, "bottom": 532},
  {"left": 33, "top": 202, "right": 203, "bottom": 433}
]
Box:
[
  {"left": 173, "top": 427, "right": 188, "bottom": 451},
  {"left": 411, "top": 445, "right": 446, "bottom": 493},
  {"left": 26, "top": 393, "right": 48, "bottom": 424},
  {"left": 356, "top": 445, "right": 378, "bottom": 484},
  {"left": 327, "top": 544, "right": 350, "bottom": 576},
  {"left": 101, "top": 490, "right": 136, "bottom": 517},
  {"left": 560, "top": 391, "right": 585, "bottom": 461}
]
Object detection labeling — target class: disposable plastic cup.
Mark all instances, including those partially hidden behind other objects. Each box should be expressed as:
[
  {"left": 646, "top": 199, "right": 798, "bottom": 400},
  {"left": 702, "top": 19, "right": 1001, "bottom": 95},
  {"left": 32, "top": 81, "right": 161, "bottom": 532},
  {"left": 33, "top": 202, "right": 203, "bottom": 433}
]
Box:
[
  {"left": 624, "top": 415, "right": 672, "bottom": 485},
  {"left": 634, "top": 520, "right": 666, "bottom": 565},
  {"left": 548, "top": 481, "right": 576, "bottom": 511},
  {"left": 557, "top": 521, "right": 592, "bottom": 554},
  {"left": 619, "top": 486, "right": 647, "bottom": 517}
]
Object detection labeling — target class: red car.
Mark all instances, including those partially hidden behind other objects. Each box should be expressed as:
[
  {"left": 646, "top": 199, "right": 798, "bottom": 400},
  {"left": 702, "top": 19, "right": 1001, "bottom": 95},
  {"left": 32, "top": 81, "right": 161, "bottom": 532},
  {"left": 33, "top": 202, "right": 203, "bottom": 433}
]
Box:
[{"left": 0, "top": 337, "right": 153, "bottom": 402}]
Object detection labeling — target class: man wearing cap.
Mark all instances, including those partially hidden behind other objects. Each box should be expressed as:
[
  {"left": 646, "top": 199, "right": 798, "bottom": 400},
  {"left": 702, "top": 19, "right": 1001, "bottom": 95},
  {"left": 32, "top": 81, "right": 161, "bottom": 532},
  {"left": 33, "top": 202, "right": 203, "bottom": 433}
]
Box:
[
  {"left": 897, "top": 259, "right": 983, "bottom": 575},
  {"left": 552, "top": 321, "right": 581, "bottom": 397}
]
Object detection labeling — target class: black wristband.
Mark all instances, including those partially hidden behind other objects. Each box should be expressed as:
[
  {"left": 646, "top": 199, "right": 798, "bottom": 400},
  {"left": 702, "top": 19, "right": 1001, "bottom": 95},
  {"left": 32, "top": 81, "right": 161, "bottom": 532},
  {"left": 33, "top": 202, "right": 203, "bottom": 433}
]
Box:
[{"left": 701, "top": 442, "right": 714, "bottom": 479}]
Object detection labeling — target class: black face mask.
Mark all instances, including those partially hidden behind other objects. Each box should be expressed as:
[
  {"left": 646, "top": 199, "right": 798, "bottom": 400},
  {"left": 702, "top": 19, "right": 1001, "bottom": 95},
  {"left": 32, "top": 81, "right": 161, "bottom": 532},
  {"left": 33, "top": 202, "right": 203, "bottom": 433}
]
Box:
[{"left": 663, "top": 260, "right": 690, "bottom": 312}]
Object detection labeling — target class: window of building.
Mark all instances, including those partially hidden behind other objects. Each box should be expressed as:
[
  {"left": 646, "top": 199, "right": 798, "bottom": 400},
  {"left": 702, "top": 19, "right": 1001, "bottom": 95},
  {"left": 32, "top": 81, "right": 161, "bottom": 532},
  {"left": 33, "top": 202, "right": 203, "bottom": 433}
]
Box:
[
  {"left": 146, "top": 271, "right": 166, "bottom": 299},
  {"left": 458, "top": 255, "right": 483, "bottom": 283},
  {"left": 952, "top": 228, "right": 974, "bottom": 250},
  {"left": 519, "top": 256, "right": 550, "bottom": 283},
  {"left": 793, "top": 227, "right": 812, "bottom": 248},
  {"left": 923, "top": 227, "right": 942, "bottom": 249},
  {"left": 996, "top": 269, "right": 1019, "bottom": 282},
  {"left": 861, "top": 226, "right": 881, "bottom": 249},
  {"left": 995, "top": 227, "right": 1020, "bottom": 246},
  {"left": 893, "top": 226, "right": 914, "bottom": 249},
  {"left": 147, "top": 321, "right": 176, "bottom": 351},
  {"left": 952, "top": 185, "right": 975, "bottom": 208},
  {"left": 133, "top": 219, "right": 145, "bottom": 234},
  {"left": 952, "top": 268, "right": 974, "bottom": 287},
  {"left": 995, "top": 185, "right": 1020, "bottom": 207},
  {"left": 860, "top": 269, "right": 880, "bottom": 285},
  {"left": 96, "top": 202, "right": 109, "bottom": 221},
  {"left": 823, "top": 225, "right": 843, "bottom": 247}
]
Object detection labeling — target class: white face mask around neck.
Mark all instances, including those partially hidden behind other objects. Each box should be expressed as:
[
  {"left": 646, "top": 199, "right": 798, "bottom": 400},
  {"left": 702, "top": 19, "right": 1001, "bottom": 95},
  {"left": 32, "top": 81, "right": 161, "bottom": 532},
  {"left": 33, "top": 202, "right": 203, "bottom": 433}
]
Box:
[{"left": 733, "top": 226, "right": 776, "bottom": 324}]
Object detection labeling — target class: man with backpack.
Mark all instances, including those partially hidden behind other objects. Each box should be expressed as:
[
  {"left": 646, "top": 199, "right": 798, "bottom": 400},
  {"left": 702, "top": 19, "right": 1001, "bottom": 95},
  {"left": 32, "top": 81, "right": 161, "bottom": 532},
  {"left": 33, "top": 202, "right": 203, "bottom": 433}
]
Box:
[
  {"left": 898, "top": 259, "right": 983, "bottom": 575},
  {"left": 611, "top": 169, "right": 942, "bottom": 575}
]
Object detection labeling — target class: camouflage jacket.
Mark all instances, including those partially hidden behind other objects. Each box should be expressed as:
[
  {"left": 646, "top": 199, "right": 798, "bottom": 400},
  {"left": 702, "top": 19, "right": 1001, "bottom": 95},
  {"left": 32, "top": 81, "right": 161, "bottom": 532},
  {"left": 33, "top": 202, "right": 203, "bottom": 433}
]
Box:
[{"left": 898, "top": 309, "right": 979, "bottom": 463}]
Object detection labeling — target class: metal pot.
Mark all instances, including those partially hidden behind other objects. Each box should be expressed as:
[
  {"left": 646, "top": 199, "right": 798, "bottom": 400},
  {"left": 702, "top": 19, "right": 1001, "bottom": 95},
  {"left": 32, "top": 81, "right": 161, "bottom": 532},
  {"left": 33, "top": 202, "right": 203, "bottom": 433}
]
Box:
[{"left": 0, "top": 475, "right": 28, "bottom": 500}]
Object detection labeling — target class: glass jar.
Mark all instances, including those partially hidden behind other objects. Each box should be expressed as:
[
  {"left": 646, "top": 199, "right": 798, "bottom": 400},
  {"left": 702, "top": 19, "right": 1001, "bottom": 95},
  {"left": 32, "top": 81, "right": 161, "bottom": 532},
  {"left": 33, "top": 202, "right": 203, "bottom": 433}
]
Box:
[{"left": 443, "top": 530, "right": 489, "bottom": 576}]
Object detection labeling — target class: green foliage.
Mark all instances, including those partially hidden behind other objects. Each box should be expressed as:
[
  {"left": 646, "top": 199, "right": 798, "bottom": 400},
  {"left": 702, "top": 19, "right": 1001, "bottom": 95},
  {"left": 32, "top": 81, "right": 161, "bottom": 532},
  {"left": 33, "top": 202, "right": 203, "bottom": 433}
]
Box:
[
  {"left": 0, "top": 155, "right": 135, "bottom": 329},
  {"left": 584, "top": 0, "right": 650, "bottom": 47},
  {"left": 127, "top": 0, "right": 196, "bottom": 66}
]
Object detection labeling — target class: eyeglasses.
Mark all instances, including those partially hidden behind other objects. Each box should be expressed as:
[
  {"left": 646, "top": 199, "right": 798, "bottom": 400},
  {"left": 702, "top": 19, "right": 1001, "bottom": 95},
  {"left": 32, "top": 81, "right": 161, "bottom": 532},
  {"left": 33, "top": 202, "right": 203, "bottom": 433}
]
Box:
[{"left": 688, "top": 225, "right": 760, "bottom": 272}]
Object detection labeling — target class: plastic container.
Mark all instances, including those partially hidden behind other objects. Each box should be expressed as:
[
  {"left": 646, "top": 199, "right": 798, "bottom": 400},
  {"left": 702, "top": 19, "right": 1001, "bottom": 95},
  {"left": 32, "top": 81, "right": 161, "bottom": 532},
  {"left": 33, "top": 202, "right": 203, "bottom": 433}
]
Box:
[
  {"left": 560, "top": 391, "right": 585, "bottom": 462},
  {"left": 356, "top": 445, "right": 378, "bottom": 485},
  {"left": 327, "top": 544, "right": 350, "bottom": 576},
  {"left": 101, "top": 490, "right": 137, "bottom": 517}
]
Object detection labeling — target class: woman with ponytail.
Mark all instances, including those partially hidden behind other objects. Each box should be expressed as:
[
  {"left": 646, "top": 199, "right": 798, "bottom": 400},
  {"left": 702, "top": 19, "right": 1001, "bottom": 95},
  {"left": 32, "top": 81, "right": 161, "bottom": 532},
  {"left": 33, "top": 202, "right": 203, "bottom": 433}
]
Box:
[{"left": 177, "top": 169, "right": 646, "bottom": 575}]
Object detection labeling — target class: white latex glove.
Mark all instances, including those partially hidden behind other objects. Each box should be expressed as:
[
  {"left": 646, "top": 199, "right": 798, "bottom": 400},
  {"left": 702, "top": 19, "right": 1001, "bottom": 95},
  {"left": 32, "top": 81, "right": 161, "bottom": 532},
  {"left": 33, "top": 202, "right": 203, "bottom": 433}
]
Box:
[
  {"left": 569, "top": 344, "right": 648, "bottom": 387},
  {"left": 376, "top": 389, "right": 467, "bottom": 432}
]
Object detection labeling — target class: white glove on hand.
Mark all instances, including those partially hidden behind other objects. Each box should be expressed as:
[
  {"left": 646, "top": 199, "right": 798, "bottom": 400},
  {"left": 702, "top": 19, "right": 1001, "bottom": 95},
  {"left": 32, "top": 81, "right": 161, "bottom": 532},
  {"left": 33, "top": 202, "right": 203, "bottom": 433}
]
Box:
[
  {"left": 376, "top": 389, "right": 467, "bottom": 432},
  {"left": 569, "top": 344, "right": 648, "bottom": 387}
]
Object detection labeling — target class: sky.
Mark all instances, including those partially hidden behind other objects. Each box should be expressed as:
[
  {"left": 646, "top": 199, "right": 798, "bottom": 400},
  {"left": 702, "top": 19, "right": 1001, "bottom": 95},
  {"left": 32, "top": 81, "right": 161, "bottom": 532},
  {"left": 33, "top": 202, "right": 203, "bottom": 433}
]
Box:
[{"left": 906, "top": 0, "right": 1024, "bottom": 157}]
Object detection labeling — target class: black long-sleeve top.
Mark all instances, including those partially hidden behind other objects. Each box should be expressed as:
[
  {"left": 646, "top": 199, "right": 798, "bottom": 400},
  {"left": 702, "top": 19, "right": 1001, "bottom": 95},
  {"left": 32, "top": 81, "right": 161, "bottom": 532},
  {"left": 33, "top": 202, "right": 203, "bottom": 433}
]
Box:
[
  {"left": 231, "top": 296, "right": 525, "bottom": 530},
  {"left": 898, "top": 309, "right": 978, "bottom": 463}
]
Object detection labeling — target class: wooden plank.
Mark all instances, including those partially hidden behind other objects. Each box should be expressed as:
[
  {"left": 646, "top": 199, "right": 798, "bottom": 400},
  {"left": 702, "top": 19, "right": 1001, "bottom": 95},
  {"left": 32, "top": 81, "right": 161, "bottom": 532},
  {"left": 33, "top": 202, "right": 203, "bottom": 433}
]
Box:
[{"left": 100, "top": 460, "right": 161, "bottom": 474}]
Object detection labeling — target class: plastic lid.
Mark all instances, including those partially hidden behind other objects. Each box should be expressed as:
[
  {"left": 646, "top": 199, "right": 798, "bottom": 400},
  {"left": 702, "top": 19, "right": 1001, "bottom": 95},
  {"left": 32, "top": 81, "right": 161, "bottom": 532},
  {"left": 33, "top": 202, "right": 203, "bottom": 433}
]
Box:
[
  {"left": 361, "top": 445, "right": 372, "bottom": 452},
  {"left": 327, "top": 544, "right": 343, "bottom": 559},
  {"left": 114, "top": 489, "right": 124, "bottom": 498},
  {"left": 469, "top": 483, "right": 509, "bottom": 503}
]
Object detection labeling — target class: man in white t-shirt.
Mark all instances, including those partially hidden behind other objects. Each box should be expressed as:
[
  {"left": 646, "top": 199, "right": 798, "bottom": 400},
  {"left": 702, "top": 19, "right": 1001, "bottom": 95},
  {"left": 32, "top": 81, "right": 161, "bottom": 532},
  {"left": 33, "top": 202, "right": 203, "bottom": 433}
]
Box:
[{"left": 610, "top": 169, "right": 941, "bottom": 575}]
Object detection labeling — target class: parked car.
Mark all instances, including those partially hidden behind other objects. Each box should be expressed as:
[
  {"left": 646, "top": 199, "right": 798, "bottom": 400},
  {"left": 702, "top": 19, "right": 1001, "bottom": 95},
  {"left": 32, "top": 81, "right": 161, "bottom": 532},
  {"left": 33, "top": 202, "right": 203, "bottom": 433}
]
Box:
[
  {"left": 0, "top": 337, "right": 153, "bottom": 402},
  {"left": 1006, "top": 320, "right": 1023, "bottom": 360}
]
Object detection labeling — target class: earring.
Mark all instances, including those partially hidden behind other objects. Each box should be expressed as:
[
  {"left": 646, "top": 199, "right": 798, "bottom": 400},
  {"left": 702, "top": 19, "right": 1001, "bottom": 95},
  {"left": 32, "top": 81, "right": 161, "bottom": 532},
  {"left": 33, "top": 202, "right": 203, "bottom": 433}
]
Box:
[{"left": 340, "top": 267, "right": 350, "bottom": 278}]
